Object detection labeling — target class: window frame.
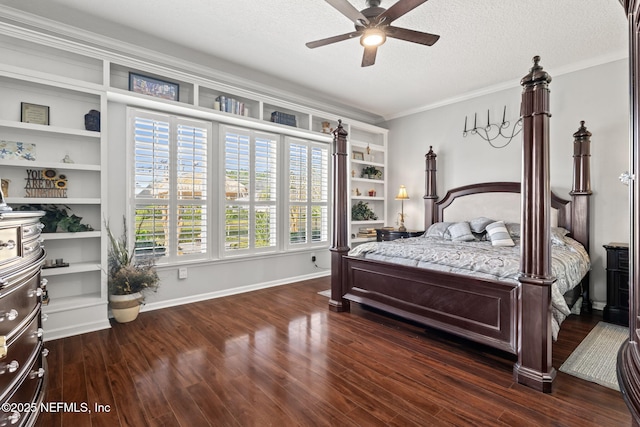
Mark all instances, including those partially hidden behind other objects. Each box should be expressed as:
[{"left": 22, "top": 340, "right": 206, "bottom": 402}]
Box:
[
  {"left": 128, "top": 108, "right": 213, "bottom": 264},
  {"left": 284, "top": 136, "right": 330, "bottom": 251},
  {"left": 220, "top": 125, "right": 279, "bottom": 257}
]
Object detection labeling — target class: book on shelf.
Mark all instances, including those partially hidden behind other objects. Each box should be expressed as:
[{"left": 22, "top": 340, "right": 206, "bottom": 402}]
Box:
[
  {"left": 215, "top": 95, "right": 246, "bottom": 116},
  {"left": 270, "top": 111, "right": 297, "bottom": 127},
  {"left": 357, "top": 227, "right": 377, "bottom": 238}
]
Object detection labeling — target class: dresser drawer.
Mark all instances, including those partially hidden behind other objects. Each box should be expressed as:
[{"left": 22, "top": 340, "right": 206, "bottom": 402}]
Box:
[
  {"left": 0, "top": 267, "right": 42, "bottom": 338},
  {"left": 617, "top": 250, "right": 629, "bottom": 271},
  {"left": 0, "top": 227, "right": 19, "bottom": 265},
  {"left": 0, "top": 349, "right": 45, "bottom": 427},
  {"left": 0, "top": 311, "right": 41, "bottom": 403}
]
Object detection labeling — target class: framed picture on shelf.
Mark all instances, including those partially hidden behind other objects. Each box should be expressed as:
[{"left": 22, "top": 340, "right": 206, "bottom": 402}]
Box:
[
  {"left": 129, "top": 72, "right": 179, "bottom": 101},
  {"left": 21, "top": 102, "right": 50, "bottom": 125},
  {"left": 353, "top": 151, "right": 364, "bottom": 161}
]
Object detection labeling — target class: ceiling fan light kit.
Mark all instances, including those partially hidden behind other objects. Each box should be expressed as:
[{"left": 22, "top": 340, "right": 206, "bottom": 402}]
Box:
[
  {"left": 307, "top": 0, "right": 440, "bottom": 67},
  {"left": 360, "top": 28, "right": 386, "bottom": 47}
]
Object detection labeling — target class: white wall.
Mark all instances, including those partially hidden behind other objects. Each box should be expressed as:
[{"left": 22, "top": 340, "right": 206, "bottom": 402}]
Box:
[{"left": 382, "top": 59, "right": 630, "bottom": 306}]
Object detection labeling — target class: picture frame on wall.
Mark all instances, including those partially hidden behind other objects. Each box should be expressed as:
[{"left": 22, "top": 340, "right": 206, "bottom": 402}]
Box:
[
  {"left": 129, "top": 72, "right": 179, "bottom": 101},
  {"left": 21, "top": 102, "right": 50, "bottom": 125}
]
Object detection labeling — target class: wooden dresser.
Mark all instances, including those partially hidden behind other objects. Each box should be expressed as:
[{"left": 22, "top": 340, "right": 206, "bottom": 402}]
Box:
[
  {"left": 603, "top": 242, "right": 629, "bottom": 326},
  {"left": 0, "top": 211, "right": 46, "bottom": 426}
]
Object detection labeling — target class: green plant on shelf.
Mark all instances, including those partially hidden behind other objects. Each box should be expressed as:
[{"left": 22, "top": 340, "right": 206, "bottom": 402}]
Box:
[
  {"left": 351, "top": 201, "right": 378, "bottom": 221},
  {"left": 360, "top": 165, "right": 382, "bottom": 180},
  {"left": 17, "top": 204, "right": 94, "bottom": 233}
]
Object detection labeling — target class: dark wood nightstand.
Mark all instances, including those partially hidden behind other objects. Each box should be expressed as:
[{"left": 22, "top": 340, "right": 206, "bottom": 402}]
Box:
[
  {"left": 603, "top": 242, "right": 629, "bottom": 326},
  {"left": 376, "top": 229, "right": 424, "bottom": 242}
]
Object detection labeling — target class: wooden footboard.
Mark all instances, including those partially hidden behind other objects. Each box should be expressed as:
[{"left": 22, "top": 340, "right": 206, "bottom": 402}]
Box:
[{"left": 344, "top": 255, "right": 518, "bottom": 354}]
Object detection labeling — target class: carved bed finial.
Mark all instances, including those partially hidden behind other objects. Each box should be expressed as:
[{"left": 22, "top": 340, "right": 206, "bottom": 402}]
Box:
[{"left": 521, "top": 55, "right": 552, "bottom": 87}]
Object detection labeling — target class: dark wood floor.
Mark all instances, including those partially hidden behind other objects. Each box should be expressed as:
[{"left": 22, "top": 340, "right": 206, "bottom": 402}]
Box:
[{"left": 36, "top": 277, "right": 631, "bottom": 426}]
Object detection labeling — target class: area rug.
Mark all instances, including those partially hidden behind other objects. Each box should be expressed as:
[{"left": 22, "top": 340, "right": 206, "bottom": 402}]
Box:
[
  {"left": 318, "top": 289, "right": 331, "bottom": 298},
  {"left": 559, "top": 321, "right": 627, "bottom": 391}
]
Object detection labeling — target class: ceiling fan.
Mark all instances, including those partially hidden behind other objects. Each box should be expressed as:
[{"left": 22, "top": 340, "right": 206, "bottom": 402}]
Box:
[{"left": 306, "top": 0, "right": 440, "bottom": 67}]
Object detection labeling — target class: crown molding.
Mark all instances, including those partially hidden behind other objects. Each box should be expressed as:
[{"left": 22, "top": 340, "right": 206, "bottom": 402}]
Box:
[{"left": 382, "top": 50, "right": 628, "bottom": 123}]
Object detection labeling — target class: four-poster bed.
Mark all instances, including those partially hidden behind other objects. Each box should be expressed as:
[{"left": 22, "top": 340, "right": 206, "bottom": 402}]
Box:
[{"left": 329, "top": 57, "right": 592, "bottom": 393}]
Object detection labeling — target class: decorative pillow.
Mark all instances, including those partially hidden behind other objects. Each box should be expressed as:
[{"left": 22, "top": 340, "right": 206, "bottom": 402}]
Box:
[
  {"left": 425, "top": 222, "right": 453, "bottom": 239},
  {"left": 469, "top": 217, "right": 495, "bottom": 234},
  {"left": 505, "top": 222, "right": 521, "bottom": 238},
  {"left": 447, "top": 222, "right": 475, "bottom": 242},
  {"left": 486, "top": 221, "right": 515, "bottom": 247},
  {"left": 551, "top": 227, "right": 570, "bottom": 245}
]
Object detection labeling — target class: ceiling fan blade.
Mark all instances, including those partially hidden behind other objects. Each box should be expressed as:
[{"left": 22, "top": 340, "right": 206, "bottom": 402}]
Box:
[
  {"left": 306, "top": 31, "right": 362, "bottom": 49},
  {"left": 325, "top": 0, "right": 370, "bottom": 25},
  {"left": 361, "top": 46, "right": 378, "bottom": 67},
  {"left": 386, "top": 26, "right": 440, "bottom": 46},
  {"left": 377, "top": 0, "right": 428, "bottom": 24}
]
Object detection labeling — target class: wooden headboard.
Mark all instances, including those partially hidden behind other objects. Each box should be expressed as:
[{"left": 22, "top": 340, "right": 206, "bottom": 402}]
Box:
[{"left": 433, "top": 181, "right": 572, "bottom": 233}]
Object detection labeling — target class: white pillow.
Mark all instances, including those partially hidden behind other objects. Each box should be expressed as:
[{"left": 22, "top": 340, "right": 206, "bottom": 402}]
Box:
[
  {"left": 486, "top": 221, "right": 515, "bottom": 247},
  {"left": 447, "top": 222, "right": 475, "bottom": 242},
  {"left": 469, "top": 217, "right": 495, "bottom": 233},
  {"left": 425, "top": 222, "right": 453, "bottom": 239}
]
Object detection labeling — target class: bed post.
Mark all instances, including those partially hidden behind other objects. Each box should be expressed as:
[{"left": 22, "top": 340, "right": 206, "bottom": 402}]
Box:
[
  {"left": 514, "top": 56, "right": 556, "bottom": 393},
  {"left": 329, "top": 120, "right": 350, "bottom": 312},
  {"left": 424, "top": 146, "right": 438, "bottom": 229},
  {"left": 570, "top": 121, "right": 592, "bottom": 312}
]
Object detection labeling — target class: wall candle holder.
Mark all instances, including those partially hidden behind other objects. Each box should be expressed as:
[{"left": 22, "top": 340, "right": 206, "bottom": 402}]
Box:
[{"left": 463, "top": 106, "right": 523, "bottom": 149}]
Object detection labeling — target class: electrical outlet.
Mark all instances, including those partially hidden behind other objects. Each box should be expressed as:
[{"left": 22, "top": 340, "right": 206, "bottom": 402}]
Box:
[
  {"left": 178, "top": 267, "right": 188, "bottom": 279},
  {"left": 311, "top": 254, "right": 316, "bottom": 262}
]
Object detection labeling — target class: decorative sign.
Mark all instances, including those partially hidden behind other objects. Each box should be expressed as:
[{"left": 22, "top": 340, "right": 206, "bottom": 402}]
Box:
[
  {"left": 21, "top": 102, "right": 50, "bottom": 125},
  {"left": 24, "top": 169, "right": 67, "bottom": 198},
  {"left": 0, "top": 141, "right": 36, "bottom": 161}
]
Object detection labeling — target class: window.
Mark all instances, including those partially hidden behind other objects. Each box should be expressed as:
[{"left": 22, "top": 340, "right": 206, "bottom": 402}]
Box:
[
  {"left": 130, "top": 110, "right": 330, "bottom": 265},
  {"left": 223, "top": 126, "right": 278, "bottom": 254},
  {"left": 131, "top": 109, "right": 210, "bottom": 263},
  {"left": 286, "top": 137, "right": 329, "bottom": 248}
]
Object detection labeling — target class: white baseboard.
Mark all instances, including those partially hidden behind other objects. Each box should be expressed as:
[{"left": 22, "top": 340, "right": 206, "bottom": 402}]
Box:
[
  {"left": 44, "top": 320, "right": 111, "bottom": 342},
  {"left": 141, "top": 270, "right": 330, "bottom": 313},
  {"left": 592, "top": 301, "right": 606, "bottom": 311}
]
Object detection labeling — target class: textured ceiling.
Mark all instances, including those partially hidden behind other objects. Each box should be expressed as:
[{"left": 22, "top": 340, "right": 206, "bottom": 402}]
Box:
[{"left": 0, "top": 0, "right": 628, "bottom": 121}]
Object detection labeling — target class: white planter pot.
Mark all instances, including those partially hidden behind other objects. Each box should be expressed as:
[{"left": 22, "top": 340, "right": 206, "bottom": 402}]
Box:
[{"left": 109, "top": 292, "right": 143, "bottom": 323}]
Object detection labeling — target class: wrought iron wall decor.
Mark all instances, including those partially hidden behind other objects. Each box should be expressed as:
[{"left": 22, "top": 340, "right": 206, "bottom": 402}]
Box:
[{"left": 463, "top": 106, "right": 522, "bottom": 149}]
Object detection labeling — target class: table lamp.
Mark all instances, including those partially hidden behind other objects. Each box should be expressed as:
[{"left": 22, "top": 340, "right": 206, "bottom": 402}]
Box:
[{"left": 395, "top": 185, "right": 409, "bottom": 232}]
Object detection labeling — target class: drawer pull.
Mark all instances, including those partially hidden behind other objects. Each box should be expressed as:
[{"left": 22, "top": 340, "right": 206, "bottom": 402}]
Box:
[
  {"left": 29, "top": 367, "right": 45, "bottom": 379},
  {"left": 42, "top": 348, "right": 49, "bottom": 357},
  {"left": 28, "top": 288, "right": 43, "bottom": 298},
  {"left": 0, "top": 240, "right": 15, "bottom": 250},
  {"left": 0, "top": 411, "right": 21, "bottom": 425},
  {"left": 41, "top": 313, "right": 48, "bottom": 322},
  {"left": 0, "top": 360, "right": 19, "bottom": 375},
  {"left": 40, "top": 278, "right": 48, "bottom": 287},
  {"left": 0, "top": 310, "right": 17, "bottom": 322},
  {"left": 33, "top": 328, "right": 43, "bottom": 338}
]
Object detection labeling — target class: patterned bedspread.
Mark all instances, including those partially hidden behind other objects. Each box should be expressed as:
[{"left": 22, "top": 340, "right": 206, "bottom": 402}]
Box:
[{"left": 348, "top": 235, "right": 590, "bottom": 339}]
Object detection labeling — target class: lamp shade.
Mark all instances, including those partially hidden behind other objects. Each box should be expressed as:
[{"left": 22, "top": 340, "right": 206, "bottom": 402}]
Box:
[{"left": 395, "top": 185, "right": 409, "bottom": 200}]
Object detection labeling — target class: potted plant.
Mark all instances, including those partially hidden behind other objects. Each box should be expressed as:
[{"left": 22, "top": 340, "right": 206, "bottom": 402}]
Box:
[
  {"left": 351, "top": 201, "right": 378, "bottom": 221},
  {"left": 17, "top": 204, "right": 94, "bottom": 233},
  {"left": 106, "top": 217, "right": 159, "bottom": 323},
  {"left": 360, "top": 165, "right": 382, "bottom": 180}
]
